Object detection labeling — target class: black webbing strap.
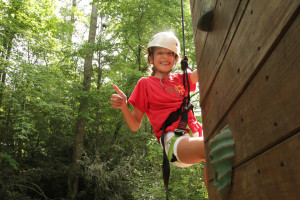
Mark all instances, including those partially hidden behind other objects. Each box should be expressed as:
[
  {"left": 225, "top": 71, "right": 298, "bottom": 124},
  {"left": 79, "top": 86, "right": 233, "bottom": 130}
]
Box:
[
  {"left": 163, "top": 105, "right": 181, "bottom": 129},
  {"left": 177, "top": 99, "right": 188, "bottom": 131},
  {"left": 177, "top": 56, "right": 192, "bottom": 133},
  {"left": 181, "top": 56, "right": 191, "bottom": 101},
  {"left": 161, "top": 122, "right": 170, "bottom": 200}
]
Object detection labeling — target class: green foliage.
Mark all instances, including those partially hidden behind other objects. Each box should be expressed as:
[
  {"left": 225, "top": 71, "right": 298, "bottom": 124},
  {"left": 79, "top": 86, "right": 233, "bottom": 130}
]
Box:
[
  {"left": 82, "top": 153, "right": 135, "bottom": 200},
  {"left": 0, "top": 152, "right": 19, "bottom": 170}
]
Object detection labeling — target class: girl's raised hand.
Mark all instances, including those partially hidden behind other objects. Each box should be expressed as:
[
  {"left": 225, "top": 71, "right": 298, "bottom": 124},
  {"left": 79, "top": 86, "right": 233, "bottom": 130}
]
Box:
[{"left": 110, "top": 85, "right": 127, "bottom": 110}]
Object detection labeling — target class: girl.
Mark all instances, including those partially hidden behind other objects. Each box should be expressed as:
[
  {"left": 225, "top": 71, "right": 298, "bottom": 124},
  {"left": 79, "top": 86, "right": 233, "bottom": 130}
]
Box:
[{"left": 110, "top": 32, "right": 206, "bottom": 186}]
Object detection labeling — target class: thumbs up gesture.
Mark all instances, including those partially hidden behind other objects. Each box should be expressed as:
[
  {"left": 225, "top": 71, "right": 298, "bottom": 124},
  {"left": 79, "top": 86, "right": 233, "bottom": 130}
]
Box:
[{"left": 111, "top": 85, "right": 127, "bottom": 110}]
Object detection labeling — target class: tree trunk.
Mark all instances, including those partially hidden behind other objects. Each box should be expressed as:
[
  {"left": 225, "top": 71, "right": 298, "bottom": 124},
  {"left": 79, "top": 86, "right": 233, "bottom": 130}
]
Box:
[
  {"left": 0, "top": 32, "right": 14, "bottom": 109},
  {"left": 69, "top": 0, "right": 77, "bottom": 43},
  {"left": 93, "top": 27, "right": 104, "bottom": 199},
  {"left": 67, "top": 3, "right": 98, "bottom": 199},
  {"left": 95, "top": 23, "right": 104, "bottom": 140}
]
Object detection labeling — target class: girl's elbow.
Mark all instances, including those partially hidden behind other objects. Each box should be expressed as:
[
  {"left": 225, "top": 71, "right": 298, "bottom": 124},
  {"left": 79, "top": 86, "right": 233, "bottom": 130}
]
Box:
[
  {"left": 130, "top": 124, "right": 140, "bottom": 132},
  {"left": 130, "top": 127, "right": 139, "bottom": 132}
]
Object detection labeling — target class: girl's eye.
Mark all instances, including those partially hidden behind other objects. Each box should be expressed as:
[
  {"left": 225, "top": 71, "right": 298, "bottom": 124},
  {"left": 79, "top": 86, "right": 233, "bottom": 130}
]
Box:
[{"left": 156, "top": 52, "right": 173, "bottom": 56}]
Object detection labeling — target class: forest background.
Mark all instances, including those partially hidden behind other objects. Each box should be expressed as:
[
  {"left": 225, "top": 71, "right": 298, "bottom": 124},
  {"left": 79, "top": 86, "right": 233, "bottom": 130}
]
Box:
[{"left": 0, "top": 0, "right": 207, "bottom": 199}]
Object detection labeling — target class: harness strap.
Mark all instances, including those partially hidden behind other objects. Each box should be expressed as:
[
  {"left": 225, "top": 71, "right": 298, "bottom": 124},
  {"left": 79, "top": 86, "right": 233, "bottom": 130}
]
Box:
[{"left": 161, "top": 123, "right": 170, "bottom": 200}]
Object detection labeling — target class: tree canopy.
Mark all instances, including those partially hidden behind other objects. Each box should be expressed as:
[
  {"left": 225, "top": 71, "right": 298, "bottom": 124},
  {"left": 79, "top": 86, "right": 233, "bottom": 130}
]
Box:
[{"left": 0, "top": 0, "right": 207, "bottom": 199}]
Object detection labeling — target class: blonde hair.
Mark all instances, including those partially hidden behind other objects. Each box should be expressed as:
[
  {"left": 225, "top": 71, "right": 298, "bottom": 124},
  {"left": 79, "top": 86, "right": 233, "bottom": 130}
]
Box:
[{"left": 147, "top": 47, "right": 155, "bottom": 76}]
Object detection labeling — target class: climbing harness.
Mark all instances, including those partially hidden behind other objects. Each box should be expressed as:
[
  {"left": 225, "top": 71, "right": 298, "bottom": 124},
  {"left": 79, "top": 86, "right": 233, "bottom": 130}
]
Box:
[{"left": 160, "top": 0, "right": 194, "bottom": 199}]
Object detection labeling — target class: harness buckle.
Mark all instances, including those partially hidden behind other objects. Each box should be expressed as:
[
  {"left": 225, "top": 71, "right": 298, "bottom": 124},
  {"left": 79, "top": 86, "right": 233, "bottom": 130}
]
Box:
[
  {"left": 183, "top": 102, "right": 194, "bottom": 112},
  {"left": 174, "top": 129, "right": 185, "bottom": 136},
  {"left": 187, "top": 102, "right": 194, "bottom": 111}
]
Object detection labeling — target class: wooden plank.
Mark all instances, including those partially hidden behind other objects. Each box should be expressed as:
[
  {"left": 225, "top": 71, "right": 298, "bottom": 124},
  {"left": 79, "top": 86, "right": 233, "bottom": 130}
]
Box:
[
  {"left": 200, "top": 0, "right": 249, "bottom": 105},
  {"left": 201, "top": 0, "right": 299, "bottom": 141},
  {"left": 190, "top": 0, "right": 201, "bottom": 36},
  {"left": 189, "top": 0, "right": 211, "bottom": 71},
  {"left": 198, "top": 0, "right": 246, "bottom": 104},
  {"left": 205, "top": 11, "right": 300, "bottom": 181},
  {"left": 190, "top": 0, "right": 212, "bottom": 38},
  {"left": 207, "top": 132, "right": 300, "bottom": 200}
]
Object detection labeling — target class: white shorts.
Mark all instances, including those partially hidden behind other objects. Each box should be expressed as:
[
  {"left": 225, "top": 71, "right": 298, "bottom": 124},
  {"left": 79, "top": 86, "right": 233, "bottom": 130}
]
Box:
[{"left": 160, "top": 131, "right": 200, "bottom": 168}]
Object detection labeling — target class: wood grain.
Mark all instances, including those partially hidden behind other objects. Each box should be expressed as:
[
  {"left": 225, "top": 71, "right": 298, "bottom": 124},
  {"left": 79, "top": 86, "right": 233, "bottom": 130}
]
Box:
[
  {"left": 205, "top": 9, "right": 300, "bottom": 184},
  {"left": 201, "top": 0, "right": 299, "bottom": 141},
  {"left": 198, "top": 0, "right": 246, "bottom": 105},
  {"left": 189, "top": 0, "right": 211, "bottom": 73}
]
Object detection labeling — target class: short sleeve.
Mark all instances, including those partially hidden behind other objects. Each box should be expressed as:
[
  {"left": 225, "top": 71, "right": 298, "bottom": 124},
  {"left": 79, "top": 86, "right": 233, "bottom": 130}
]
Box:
[{"left": 128, "top": 78, "right": 148, "bottom": 113}]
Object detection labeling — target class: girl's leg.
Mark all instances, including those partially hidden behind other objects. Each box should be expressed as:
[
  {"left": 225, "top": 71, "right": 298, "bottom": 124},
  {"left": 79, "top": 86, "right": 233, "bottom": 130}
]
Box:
[
  {"left": 176, "top": 136, "right": 205, "bottom": 164},
  {"left": 176, "top": 137, "right": 207, "bottom": 186}
]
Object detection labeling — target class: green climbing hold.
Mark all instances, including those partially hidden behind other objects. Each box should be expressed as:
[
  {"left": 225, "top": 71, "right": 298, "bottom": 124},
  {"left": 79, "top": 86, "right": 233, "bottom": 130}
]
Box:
[{"left": 209, "top": 125, "right": 235, "bottom": 195}]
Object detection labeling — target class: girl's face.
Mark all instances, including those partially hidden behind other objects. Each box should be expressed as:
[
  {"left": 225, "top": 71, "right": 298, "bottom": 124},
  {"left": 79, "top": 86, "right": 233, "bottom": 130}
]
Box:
[{"left": 149, "top": 47, "right": 176, "bottom": 74}]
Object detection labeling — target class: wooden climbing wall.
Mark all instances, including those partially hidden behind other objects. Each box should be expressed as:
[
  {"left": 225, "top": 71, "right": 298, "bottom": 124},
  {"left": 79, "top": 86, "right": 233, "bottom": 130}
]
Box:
[{"left": 190, "top": 0, "right": 300, "bottom": 199}]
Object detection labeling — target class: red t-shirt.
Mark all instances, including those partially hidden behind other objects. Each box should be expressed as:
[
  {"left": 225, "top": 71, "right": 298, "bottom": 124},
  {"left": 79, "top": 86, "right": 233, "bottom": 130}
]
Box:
[{"left": 128, "top": 73, "right": 202, "bottom": 142}]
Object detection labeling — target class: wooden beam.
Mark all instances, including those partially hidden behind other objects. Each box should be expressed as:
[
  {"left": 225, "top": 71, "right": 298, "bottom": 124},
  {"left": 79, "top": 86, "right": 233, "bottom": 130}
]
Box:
[
  {"left": 201, "top": 0, "right": 299, "bottom": 141},
  {"left": 205, "top": 9, "right": 300, "bottom": 183}
]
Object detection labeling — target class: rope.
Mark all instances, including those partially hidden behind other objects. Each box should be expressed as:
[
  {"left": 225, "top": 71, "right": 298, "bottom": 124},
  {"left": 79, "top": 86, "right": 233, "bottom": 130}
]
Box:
[
  {"left": 180, "top": 0, "right": 186, "bottom": 56},
  {"left": 180, "top": 0, "right": 193, "bottom": 72},
  {"left": 161, "top": 123, "right": 170, "bottom": 200}
]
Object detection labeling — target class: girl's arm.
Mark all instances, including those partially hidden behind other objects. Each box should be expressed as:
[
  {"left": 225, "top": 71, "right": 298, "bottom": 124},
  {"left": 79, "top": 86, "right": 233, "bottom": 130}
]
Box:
[
  {"left": 111, "top": 85, "right": 143, "bottom": 132},
  {"left": 119, "top": 104, "right": 143, "bottom": 132},
  {"left": 190, "top": 69, "right": 198, "bottom": 84}
]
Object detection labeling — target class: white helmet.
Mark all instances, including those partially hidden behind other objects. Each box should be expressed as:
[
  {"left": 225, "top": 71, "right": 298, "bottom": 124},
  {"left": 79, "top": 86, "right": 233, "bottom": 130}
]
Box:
[{"left": 147, "top": 32, "right": 180, "bottom": 57}]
